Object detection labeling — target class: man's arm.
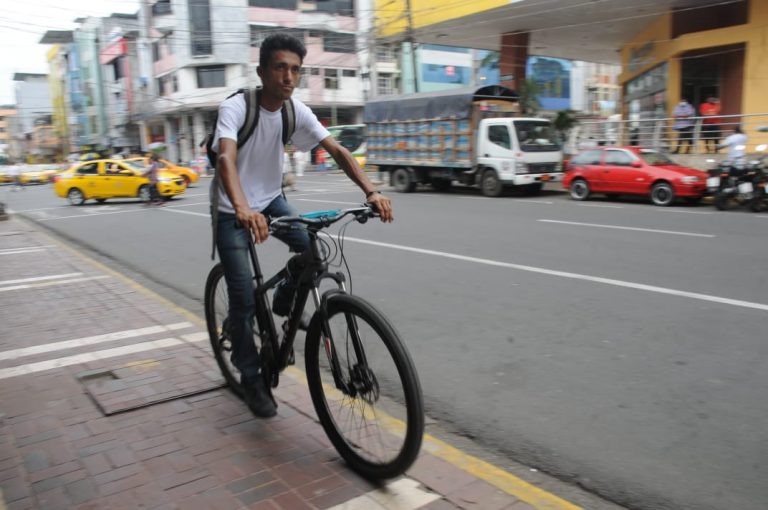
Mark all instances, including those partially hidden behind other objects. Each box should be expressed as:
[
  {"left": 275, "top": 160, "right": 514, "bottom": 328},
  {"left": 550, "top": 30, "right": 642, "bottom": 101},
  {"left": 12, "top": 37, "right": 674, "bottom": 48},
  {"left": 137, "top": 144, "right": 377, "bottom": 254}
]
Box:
[
  {"left": 217, "top": 138, "right": 269, "bottom": 242},
  {"left": 320, "top": 136, "right": 393, "bottom": 222}
]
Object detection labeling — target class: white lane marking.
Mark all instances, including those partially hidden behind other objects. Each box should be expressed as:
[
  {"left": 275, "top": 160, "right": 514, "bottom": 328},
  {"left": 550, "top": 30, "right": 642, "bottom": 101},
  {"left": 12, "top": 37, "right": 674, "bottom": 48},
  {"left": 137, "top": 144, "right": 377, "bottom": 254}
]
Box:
[
  {"left": 0, "top": 246, "right": 55, "bottom": 253},
  {"left": 653, "top": 208, "right": 714, "bottom": 215},
  {"left": 575, "top": 203, "right": 624, "bottom": 209},
  {"left": 343, "top": 237, "right": 768, "bottom": 312},
  {"left": 537, "top": 219, "right": 715, "bottom": 238},
  {"left": 0, "top": 322, "right": 193, "bottom": 361},
  {"left": 0, "top": 273, "right": 82, "bottom": 286},
  {"left": 520, "top": 200, "right": 554, "bottom": 204},
  {"left": 328, "top": 478, "right": 440, "bottom": 510},
  {"left": 0, "top": 334, "right": 207, "bottom": 380},
  {"left": 0, "top": 248, "right": 46, "bottom": 256},
  {"left": 0, "top": 275, "right": 110, "bottom": 292},
  {"left": 296, "top": 199, "right": 363, "bottom": 205},
  {"left": 162, "top": 208, "right": 210, "bottom": 218},
  {"left": 164, "top": 201, "right": 209, "bottom": 208}
]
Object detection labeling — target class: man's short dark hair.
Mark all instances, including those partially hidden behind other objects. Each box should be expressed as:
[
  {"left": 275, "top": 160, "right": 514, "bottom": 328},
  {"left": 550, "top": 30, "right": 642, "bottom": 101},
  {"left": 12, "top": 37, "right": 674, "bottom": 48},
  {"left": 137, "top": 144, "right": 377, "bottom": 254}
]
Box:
[{"left": 259, "top": 33, "right": 307, "bottom": 69}]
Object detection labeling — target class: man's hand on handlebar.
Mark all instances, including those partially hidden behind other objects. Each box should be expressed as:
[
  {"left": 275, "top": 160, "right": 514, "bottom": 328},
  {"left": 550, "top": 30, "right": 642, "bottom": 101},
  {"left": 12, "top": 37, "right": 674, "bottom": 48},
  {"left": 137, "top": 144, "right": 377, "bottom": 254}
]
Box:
[
  {"left": 366, "top": 193, "right": 393, "bottom": 222},
  {"left": 236, "top": 207, "right": 269, "bottom": 243}
]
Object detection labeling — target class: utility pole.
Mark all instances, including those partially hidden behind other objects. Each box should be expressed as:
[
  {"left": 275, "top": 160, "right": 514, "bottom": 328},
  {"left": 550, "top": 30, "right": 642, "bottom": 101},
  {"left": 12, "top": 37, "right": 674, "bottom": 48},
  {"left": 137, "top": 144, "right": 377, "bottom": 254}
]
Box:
[{"left": 404, "top": 0, "right": 418, "bottom": 93}]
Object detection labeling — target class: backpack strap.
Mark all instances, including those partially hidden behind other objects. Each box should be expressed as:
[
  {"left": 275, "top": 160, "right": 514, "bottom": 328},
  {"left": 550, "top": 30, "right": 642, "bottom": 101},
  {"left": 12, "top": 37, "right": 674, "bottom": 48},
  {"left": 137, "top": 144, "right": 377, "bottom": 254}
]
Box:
[
  {"left": 210, "top": 88, "right": 260, "bottom": 260},
  {"left": 281, "top": 97, "right": 295, "bottom": 145}
]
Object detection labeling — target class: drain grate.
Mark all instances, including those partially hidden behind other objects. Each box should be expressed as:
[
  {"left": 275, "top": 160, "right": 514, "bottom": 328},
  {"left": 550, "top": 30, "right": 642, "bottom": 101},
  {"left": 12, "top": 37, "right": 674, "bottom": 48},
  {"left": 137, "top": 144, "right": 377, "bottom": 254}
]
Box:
[{"left": 77, "top": 347, "right": 226, "bottom": 415}]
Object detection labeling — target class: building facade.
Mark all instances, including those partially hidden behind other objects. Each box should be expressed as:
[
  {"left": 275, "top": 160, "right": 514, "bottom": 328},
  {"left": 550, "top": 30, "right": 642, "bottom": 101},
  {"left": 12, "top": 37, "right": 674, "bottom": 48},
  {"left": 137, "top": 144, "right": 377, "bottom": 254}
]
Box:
[{"left": 139, "top": 0, "right": 365, "bottom": 164}]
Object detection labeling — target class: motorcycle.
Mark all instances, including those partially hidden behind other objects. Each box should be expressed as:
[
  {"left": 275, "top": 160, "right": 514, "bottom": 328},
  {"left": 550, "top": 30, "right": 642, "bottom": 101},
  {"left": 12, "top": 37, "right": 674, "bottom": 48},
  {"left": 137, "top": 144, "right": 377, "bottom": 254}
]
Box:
[{"left": 707, "top": 144, "right": 767, "bottom": 211}]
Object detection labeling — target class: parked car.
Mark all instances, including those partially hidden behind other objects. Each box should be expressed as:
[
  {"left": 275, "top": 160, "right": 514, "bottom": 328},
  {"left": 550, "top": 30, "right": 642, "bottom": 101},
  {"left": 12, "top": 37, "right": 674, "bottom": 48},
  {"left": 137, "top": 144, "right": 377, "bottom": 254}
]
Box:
[
  {"left": 125, "top": 157, "right": 199, "bottom": 186},
  {"left": 563, "top": 147, "right": 707, "bottom": 206},
  {"left": 53, "top": 159, "right": 186, "bottom": 205}
]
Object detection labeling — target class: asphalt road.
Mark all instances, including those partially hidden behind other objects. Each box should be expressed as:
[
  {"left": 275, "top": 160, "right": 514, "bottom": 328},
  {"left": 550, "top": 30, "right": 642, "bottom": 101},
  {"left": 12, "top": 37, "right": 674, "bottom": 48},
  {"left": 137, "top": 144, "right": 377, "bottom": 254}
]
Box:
[{"left": 5, "top": 176, "right": 768, "bottom": 510}]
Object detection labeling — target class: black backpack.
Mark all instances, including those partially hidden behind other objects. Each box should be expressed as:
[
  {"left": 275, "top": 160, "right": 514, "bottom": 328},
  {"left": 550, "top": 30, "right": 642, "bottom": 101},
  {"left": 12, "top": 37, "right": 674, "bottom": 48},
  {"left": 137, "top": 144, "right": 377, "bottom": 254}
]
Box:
[
  {"left": 204, "top": 87, "right": 296, "bottom": 169},
  {"left": 208, "top": 87, "right": 296, "bottom": 259}
]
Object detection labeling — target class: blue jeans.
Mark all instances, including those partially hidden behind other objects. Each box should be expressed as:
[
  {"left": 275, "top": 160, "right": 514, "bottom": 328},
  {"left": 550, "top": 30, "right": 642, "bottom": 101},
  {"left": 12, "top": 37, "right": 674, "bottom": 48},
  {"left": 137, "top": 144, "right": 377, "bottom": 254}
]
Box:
[{"left": 215, "top": 195, "right": 309, "bottom": 380}]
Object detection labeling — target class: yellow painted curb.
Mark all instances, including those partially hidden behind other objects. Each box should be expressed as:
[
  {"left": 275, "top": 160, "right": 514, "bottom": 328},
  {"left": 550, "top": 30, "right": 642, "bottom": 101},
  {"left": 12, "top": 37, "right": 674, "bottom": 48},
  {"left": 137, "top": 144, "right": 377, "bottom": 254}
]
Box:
[{"left": 283, "top": 367, "right": 580, "bottom": 510}]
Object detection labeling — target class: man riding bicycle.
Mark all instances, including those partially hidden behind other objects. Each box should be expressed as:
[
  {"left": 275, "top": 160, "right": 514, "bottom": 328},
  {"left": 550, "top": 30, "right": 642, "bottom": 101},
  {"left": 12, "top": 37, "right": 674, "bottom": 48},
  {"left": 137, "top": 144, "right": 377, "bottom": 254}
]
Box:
[{"left": 211, "top": 33, "right": 393, "bottom": 418}]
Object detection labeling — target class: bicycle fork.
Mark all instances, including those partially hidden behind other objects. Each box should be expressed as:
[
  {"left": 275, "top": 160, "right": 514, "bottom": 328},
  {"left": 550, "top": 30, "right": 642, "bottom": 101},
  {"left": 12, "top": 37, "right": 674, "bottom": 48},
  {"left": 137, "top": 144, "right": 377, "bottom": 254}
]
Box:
[{"left": 312, "top": 284, "right": 375, "bottom": 400}]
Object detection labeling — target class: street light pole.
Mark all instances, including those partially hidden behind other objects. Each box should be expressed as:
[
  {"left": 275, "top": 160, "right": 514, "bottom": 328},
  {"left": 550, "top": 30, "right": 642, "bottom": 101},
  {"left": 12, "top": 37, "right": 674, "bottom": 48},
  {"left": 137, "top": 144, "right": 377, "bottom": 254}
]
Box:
[{"left": 405, "top": 0, "right": 418, "bottom": 93}]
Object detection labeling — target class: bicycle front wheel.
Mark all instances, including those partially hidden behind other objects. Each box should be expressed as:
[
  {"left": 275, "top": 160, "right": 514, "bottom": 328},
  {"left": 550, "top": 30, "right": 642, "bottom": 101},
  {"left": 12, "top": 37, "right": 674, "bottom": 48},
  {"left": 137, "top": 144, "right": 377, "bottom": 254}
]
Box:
[
  {"left": 305, "top": 293, "right": 424, "bottom": 479},
  {"left": 204, "top": 263, "right": 243, "bottom": 397}
]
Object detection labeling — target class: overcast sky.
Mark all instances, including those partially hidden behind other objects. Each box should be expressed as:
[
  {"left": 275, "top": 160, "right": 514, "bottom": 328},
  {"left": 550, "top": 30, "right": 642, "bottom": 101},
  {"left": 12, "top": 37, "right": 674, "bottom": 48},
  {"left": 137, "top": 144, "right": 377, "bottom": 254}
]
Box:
[{"left": 0, "top": 0, "right": 139, "bottom": 105}]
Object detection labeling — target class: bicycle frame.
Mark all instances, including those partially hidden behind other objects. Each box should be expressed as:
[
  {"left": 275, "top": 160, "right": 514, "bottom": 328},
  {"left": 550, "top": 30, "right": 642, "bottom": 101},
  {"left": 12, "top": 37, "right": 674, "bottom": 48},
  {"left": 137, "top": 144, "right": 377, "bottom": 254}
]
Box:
[{"left": 246, "top": 227, "right": 350, "bottom": 382}]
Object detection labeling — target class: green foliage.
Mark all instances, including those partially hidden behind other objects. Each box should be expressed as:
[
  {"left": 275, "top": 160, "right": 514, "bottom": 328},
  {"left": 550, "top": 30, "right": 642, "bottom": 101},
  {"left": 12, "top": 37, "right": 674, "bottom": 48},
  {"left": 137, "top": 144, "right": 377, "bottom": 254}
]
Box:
[{"left": 518, "top": 79, "right": 541, "bottom": 115}]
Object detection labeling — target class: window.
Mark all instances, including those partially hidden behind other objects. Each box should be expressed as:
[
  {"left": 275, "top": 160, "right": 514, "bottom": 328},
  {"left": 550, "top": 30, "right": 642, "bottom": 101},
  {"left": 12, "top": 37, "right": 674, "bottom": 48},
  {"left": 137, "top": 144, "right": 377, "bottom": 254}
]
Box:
[
  {"left": 572, "top": 150, "right": 602, "bottom": 165},
  {"left": 248, "top": 0, "right": 297, "bottom": 9},
  {"left": 324, "top": 68, "right": 339, "bottom": 90},
  {"left": 112, "top": 57, "right": 124, "bottom": 81},
  {"left": 156, "top": 77, "right": 165, "bottom": 96},
  {"left": 250, "top": 25, "right": 303, "bottom": 48},
  {"left": 377, "top": 74, "right": 396, "bottom": 96},
  {"left": 604, "top": 150, "right": 634, "bottom": 166},
  {"left": 514, "top": 121, "right": 559, "bottom": 152},
  {"left": 376, "top": 46, "right": 394, "bottom": 62},
  {"left": 152, "top": 41, "right": 161, "bottom": 62},
  {"left": 77, "top": 163, "right": 98, "bottom": 175},
  {"left": 189, "top": 0, "right": 212, "bottom": 56},
  {"left": 312, "top": 0, "right": 354, "bottom": 16},
  {"left": 172, "top": 73, "right": 179, "bottom": 93},
  {"left": 323, "top": 32, "right": 355, "bottom": 53},
  {"left": 488, "top": 125, "right": 511, "bottom": 150},
  {"left": 342, "top": 69, "right": 356, "bottom": 77},
  {"left": 197, "top": 65, "right": 226, "bottom": 88},
  {"left": 309, "top": 67, "right": 320, "bottom": 76},
  {"left": 152, "top": 0, "right": 172, "bottom": 15}
]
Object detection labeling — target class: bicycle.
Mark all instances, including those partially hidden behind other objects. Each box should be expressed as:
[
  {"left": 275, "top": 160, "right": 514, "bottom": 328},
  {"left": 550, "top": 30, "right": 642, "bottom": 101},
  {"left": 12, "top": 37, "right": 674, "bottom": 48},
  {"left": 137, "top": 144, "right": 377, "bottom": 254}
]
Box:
[{"left": 204, "top": 205, "right": 424, "bottom": 479}]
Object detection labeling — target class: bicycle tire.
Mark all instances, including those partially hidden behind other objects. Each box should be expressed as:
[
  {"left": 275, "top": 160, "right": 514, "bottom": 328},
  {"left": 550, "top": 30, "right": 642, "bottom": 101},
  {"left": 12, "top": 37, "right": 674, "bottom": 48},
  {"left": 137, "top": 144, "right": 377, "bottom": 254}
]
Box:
[
  {"left": 305, "top": 293, "right": 424, "bottom": 479},
  {"left": 204, "top": 263, "right": 243, "bottom": 397}
]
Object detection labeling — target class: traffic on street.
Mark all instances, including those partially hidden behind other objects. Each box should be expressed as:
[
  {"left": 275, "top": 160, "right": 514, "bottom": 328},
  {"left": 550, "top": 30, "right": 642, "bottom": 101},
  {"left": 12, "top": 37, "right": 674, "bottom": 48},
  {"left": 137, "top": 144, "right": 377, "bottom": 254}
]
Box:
[{"left": 3, "top": 174, "right": 767, "bottom": 510}]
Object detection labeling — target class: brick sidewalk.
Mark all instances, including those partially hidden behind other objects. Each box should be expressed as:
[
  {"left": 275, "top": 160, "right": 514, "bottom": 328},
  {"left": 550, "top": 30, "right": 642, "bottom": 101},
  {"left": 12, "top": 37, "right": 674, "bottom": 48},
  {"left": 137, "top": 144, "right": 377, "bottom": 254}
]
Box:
[{"left": 0, "top": 216, "right": 559, "bottom": 510}]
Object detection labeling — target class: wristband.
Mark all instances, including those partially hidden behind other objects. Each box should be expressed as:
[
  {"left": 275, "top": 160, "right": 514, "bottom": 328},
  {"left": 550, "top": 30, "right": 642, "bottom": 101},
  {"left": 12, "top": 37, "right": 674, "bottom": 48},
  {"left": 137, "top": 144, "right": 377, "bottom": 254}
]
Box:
[{"left": 365, "top": 190, "right": 381, "bottom": 199}]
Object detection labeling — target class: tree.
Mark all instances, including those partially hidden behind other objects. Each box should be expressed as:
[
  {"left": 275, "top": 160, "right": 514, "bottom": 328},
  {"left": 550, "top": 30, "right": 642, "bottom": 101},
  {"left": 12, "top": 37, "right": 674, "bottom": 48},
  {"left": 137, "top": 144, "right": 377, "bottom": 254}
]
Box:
[
  {"left": 553, "top": 109, "right": 578, "bottom": 144},
  {"left": 518, "top": 79, "right": 541, "bottom": 115}
]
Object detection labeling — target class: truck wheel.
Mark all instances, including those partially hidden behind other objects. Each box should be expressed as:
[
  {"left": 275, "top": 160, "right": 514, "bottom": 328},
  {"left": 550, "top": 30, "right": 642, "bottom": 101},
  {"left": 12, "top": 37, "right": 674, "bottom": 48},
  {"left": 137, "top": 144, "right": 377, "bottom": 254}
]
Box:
[
  {"left": 432, "top": 178, "right": 451, "bottom": 192},
  {"left": 393, "top": 168, "right": 416, "bottom": 193},
  {"left": 481, "top": 170, "right": 503, "bottom": 197}
]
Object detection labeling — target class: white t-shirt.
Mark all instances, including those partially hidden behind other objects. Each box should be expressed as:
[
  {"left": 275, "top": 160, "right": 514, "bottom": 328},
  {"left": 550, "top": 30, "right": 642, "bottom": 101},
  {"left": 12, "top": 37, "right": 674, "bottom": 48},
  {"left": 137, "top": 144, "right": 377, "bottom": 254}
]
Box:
[
  {"left": 212, "top": 93, "right": 329, "bottom": 213},
  {"left": 721, "top": 132, "right": 748, "bottom": 162}
]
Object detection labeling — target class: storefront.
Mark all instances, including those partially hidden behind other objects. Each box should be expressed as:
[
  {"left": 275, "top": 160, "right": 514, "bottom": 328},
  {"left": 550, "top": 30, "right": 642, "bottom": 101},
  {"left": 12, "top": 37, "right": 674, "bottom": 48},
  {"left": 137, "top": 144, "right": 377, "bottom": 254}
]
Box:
[{"left": 619, "top": 0, "right": 768, "bottom": 145}]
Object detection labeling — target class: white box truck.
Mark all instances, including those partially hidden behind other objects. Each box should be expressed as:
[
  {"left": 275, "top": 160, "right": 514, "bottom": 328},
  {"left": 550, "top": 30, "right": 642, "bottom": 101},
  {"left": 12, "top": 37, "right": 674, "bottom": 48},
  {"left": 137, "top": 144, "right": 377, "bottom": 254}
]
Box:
[{"left": 364, "top": 85, "right": 564, "bottom": 197}]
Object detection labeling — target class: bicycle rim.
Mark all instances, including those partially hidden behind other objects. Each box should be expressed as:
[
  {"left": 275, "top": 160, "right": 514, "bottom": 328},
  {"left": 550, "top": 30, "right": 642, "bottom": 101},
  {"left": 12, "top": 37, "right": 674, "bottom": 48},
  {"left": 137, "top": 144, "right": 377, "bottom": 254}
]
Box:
[
  {"left": 305, "top": 294, "right": 424, "bottom": 479},
  {"left": 204, "top": 264, "right": 243, "bottom": 396}
]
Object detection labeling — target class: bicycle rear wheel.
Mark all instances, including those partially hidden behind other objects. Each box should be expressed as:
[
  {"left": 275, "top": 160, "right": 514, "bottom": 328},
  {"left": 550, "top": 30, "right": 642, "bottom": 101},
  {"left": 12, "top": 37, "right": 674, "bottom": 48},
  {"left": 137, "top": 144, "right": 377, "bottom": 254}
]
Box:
[
  {"left": 204, "top": 263, "right": 243, "bottom": 397},
  {"left": 305, "top": 293, "right": 424, "bottom": 479}
]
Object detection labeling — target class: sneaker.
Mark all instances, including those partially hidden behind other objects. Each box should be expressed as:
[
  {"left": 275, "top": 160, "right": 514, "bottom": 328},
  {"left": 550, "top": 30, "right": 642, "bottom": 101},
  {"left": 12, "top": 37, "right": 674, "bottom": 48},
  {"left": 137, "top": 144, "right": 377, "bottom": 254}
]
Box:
[{"left": 241, "top": 375, "right": 277, "bottom": 418}]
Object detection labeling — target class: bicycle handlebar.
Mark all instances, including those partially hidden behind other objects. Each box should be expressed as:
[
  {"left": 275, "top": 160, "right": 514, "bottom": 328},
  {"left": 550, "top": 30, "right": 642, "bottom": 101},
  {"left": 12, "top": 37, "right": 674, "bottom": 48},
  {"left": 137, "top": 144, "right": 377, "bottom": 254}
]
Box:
[{"left": 269, "top": 205, "right": 378, "bottom": 232}]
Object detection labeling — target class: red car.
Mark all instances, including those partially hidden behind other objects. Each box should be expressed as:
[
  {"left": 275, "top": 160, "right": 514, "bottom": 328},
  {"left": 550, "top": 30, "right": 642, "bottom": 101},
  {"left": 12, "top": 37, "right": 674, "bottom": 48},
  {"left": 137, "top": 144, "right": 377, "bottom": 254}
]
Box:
[{"left": 563, "top": 147, "right": 708, "bottom": 206}]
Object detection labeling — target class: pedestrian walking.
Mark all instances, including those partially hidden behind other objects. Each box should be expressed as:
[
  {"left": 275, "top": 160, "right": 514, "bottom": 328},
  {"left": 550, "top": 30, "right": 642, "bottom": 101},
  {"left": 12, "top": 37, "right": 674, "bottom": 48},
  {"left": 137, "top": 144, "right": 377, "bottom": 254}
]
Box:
[
  {"left": 672, "top": 98, "right": 696, "bottom": 154},
  {"left": 144, "top": 153, "right": 163, "bottom": 205}
]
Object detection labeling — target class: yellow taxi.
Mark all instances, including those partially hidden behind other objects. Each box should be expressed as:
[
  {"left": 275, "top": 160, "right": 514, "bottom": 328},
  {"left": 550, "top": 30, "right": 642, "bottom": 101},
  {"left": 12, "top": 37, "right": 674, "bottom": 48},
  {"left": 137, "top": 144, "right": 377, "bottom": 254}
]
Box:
[
  {"left": 53, "top": 159, "right": 186, "bottom": 205},
  {"left": 19, "top": 165, "right": 61, "bottom": 184},
  {"left": 126, "top": 157, "right": 199, "bottom": 185}
]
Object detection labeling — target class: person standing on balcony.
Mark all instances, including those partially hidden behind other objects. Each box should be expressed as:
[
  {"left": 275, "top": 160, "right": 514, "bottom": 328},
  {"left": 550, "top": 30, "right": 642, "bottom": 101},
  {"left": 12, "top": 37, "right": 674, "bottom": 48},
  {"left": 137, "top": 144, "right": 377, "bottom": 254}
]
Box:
[
  {"left": 672, "top": 98, "right": 696, "bottom": 154},
  {"left": 699, "top": 97, "right": 721, "bottom": 154}
]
